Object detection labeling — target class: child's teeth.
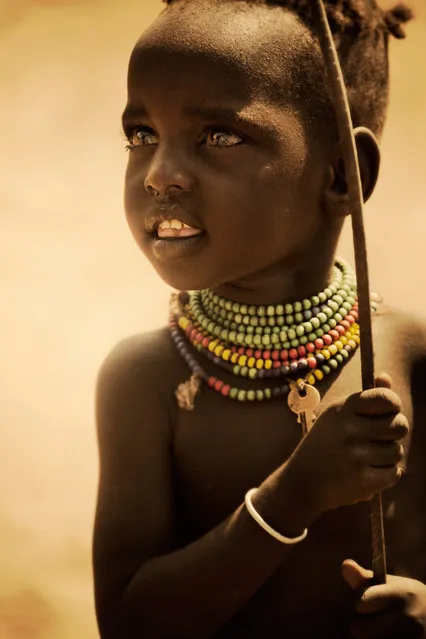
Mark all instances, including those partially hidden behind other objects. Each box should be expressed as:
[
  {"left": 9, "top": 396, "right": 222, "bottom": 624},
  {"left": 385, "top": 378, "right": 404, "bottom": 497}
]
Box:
[{"left": 158, "top": 219, "right": 193, "bottom": 230}]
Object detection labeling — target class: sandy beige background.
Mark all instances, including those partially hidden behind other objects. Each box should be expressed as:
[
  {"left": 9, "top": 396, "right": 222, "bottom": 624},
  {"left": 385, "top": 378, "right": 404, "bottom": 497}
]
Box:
[{"left": 0, "top": 1, "right": 424, "bottom": 637}]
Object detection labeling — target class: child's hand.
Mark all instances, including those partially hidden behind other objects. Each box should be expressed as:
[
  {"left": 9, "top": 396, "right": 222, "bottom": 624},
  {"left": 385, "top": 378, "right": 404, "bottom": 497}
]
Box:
[
  {"left": 342, "top": 559, "right": 426, "bottom": 638},
  {"left": 286, "top": 373, "right": 409, "bottom": 516}
]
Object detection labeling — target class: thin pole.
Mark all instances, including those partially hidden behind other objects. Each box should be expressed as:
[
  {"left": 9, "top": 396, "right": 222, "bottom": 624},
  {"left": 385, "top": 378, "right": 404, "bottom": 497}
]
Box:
[{"left": 311, "top": 0, "right": 387, "bottom": 584}]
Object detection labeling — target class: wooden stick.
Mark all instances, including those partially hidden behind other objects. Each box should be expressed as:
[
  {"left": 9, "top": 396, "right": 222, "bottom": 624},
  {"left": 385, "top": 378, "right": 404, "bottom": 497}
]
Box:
[{"left": 311, "top": 0, "right": 387, "bottom": 585}]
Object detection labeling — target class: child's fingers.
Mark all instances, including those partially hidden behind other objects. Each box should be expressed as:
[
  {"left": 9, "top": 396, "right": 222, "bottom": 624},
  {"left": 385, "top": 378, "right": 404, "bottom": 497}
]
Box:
[
  {"left": 351, "top": 386, "right": 402, "bottom": 416},
  {"left": 374, "top": 372, "right": 393, "bottom": 389},
  {"left": 355, "top": 583, "right": 404, "bottom": 614},
  {"left": 342, "top": 559, "right": 372, "bottom": 590}
]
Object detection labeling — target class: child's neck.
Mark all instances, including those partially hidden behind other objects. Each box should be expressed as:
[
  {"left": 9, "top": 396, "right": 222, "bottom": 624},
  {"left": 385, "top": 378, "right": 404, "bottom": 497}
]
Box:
[{"left": 212, "top": 255, "right": 337, "bottom": 306}]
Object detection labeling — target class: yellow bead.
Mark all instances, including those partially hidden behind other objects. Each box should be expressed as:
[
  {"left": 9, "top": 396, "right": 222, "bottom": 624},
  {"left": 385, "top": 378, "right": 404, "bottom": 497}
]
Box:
[
  {"left": 307, "top": 374, "right": 316, "bottom": 385},
  {"left": 179, "top": 317, "right": 189, "bottom": 329},
  {"left": 222, "top": 349, "right": 231, "bottom": 361},
  {"left": 247, "top": 357, "right": 256, "bottom": 368},
  {"left": 208, "top": 340, "right": 218, "bottom": 352},
  {"left": 335, "top": 340, "right": 343, "bottom": 350},
  {"left": 256, "top": 359, "right": 264, "bottom": 369},
  {"left": 314, "top": 369, "right": 324, "bottom": 381},
  {"left": 214, "top": 345, "right": 224, "bottom": 356},
  {"left": 348, "top": 339, "right": 356, "bottom": 349},
  {"left": 231, "top": 352, "right": 239, "bottom": 364},
  {"left": 340, "top": 336, "right": 348, "bottom": 346},
  {"left": 353, "top": 334, "right": 360, "bottom": 345},
  {"left": 321, "top": 349, "right": 331, "bottom": 360},
  {"left": 329, "top": 344, "right": 338, "bottom": 356},
  {"left": 264, "top": 359, "right": 272, "bottom": 370},
  {"left": 238, "top": 355, "right": 247, "bottom": 367}
]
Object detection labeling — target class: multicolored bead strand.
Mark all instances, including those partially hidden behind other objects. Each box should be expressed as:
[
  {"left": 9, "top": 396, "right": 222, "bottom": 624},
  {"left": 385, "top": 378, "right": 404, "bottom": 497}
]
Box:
[{"left": 169, "top": 259, "right": 377, "bottom": 409}]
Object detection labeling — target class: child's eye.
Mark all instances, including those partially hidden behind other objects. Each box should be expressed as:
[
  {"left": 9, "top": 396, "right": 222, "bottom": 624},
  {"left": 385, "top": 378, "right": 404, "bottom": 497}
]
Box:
[
  {"left": 206, "top": 129, "right": 244, "bottom": 147},
  {"left": 126, "top": 127, "right": 158, "bottom": 149}
]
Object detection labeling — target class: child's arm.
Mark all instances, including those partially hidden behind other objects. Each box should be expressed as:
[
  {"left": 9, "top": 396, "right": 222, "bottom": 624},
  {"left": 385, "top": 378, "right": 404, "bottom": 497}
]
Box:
[{"left": 93, "top": 333, "right": 406, "bottom": 639}]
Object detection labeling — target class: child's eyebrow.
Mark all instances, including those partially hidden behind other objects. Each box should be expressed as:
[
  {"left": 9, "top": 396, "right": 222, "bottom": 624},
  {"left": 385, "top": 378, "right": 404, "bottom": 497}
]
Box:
[{"left": 122, "top": 104, "right": 279, "bottom": 138}]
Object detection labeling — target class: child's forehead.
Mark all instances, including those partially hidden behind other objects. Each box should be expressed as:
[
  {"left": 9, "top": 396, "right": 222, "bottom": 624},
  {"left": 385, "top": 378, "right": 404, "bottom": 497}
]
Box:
[{"left": 128, "top": 5, "right": 310, "bottom": 115}]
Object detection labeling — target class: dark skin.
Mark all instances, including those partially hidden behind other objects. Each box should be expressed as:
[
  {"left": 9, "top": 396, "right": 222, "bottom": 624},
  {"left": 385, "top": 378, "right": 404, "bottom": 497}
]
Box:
[{"left": 93, "top": 5, "right": 426, "bottom": 638}]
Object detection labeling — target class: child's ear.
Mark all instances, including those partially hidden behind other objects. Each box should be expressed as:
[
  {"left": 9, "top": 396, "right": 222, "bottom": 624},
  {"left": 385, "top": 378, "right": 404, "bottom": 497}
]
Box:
[{"left": 324, "top": 127, "right": 380, "bottom": 217}]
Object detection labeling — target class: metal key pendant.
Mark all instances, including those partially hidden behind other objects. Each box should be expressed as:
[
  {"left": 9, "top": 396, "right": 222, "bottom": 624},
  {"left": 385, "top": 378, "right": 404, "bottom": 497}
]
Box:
[{"left": 288, "top": 385, "right": 321, "bottom": 436}]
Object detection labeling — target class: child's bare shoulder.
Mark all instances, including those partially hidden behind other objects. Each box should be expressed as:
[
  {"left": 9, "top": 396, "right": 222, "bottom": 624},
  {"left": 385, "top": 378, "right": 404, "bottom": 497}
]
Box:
[{"left": 374, "top": 305, "right": 426, "bottom": 362}]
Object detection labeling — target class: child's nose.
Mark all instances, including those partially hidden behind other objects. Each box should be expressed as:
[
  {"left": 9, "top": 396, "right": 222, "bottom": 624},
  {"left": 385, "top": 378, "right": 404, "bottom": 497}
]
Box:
[{"left": 144, "top": 145, "right": 195, "bottom": 195}]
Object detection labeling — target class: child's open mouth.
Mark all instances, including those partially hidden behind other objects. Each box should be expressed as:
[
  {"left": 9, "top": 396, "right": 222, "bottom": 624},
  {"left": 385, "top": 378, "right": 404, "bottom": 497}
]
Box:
[{"left": 156, "top": 219, "right": 204, "bottom": 239}]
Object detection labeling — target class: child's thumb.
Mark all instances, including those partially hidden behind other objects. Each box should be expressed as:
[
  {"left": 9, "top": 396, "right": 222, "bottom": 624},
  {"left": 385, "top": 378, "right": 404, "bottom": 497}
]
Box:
[
  {"left": 342, "top": 559, "right": 373, "bottom": 590},
  {"left": 374, "top": 372, "right": 393, "bottom": 389}
]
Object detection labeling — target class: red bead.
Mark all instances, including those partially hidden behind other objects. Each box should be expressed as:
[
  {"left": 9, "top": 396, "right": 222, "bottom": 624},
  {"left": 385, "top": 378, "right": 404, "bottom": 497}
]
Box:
[
  {"left": 273, "top": 360, "right": 281, "bottom": 368},
  {"left": 341, "top": 320, "right": 350, "bottom": 330},
  {"left": 272, "top": 350, "right": 280, "bottom": 360},
  {"left": 238, "top": 347, "right": 245, "bottom": 355},
  {"left": 289, "top": 348, "right": 298, "bottom": 360},
  {"left": 307, "top": 357, "right": 317, "bottom": 369},
  {"left": 246, "top": 349, "right": 254, "bottom": 358},
  {"left": 329, "top": 330, "right": 339, "bottom": 341},
  {"left": 255, "top": 350, "right": 263, "bottom": 359},
  {"left": 298, "top": 346, "right": 306, "bottom": 357},
  {"left": 231, "top": 346, "right": 237, "bottom": 352},
  {"left": 208, "top": 377, "right": 216, "bottom": 388},
  {"left": 323, "top": 334, "right": 333, "bottom": 346},
  {"left": 190, "top": 329, "right": 197, "bottom": 342},
  {"left": 349, "top": 310, "right": 358, "bottom": 319},
  {"left": 315, "top": 338, "right": 324, "bottom": 349},
  {"left": 214, "top": 380, "right": 224, "bottom": 392},
  {"left": 202, "top": 337, "right": 210, "bottom": 348},
  {"left": 347, "top": 315, "right": 355, "bottom": 325},
  {"left": 336, "top": 325, "right": 346, "bottom": 336},
  {"left": 221, "top": 384, "right": 230, "bottom": 396},
  {"left": 306, "top": 342, "right": 316, "bottom": 353},
  {"left": 263, "top": 350, "right": 271, "bottom": 360},
  {"left": 195, "top": 333, "right": 203, "bottom": 344},
  {"left": 280, "top": 349, "right": 289, "bottom": 360}
]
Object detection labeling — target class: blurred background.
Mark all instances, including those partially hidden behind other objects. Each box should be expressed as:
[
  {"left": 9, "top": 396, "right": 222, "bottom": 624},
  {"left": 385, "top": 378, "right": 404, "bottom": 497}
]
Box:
[{"left": 0, "top": 0, "right": 424, "bottom": 637}]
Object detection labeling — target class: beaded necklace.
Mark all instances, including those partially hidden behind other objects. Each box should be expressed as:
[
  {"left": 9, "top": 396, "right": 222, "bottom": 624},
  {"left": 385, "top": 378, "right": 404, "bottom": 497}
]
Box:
[{"left": 169, "top": 258, "right": 378, "bottom": 410}]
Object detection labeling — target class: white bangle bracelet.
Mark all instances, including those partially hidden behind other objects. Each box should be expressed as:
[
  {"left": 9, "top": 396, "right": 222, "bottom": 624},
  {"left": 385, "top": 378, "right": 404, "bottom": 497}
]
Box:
[{"left": 244, "top": 488, "right": 308, "bottom": 545}]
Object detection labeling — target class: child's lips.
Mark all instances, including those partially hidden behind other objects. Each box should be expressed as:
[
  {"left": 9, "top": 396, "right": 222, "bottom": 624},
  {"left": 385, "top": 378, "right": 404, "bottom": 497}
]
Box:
[{"left": 157, "top": 226, "right": 203, "bottom": 239}]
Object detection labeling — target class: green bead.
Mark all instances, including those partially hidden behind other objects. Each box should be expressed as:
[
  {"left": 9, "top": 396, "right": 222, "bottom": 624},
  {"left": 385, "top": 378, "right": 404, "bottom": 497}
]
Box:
[
  {"left": 286, "top": 315, "right": 294, "bottom": 325},
  {"left": 220, "top": 329, "right": 229, "bottom": 340},
  {"left": 259, "top": 317, "right": 267, "bottom": 327},
  {"left": 342, "top": 301, "right": 352, "bottom": 312},
  {"left": 341, "top": 349, "right": 349, "bottom": 359},
  {"left": 294, "top": 312, "right": 304, "bottom": 323},
  {"left": 248, "top": 305, "right": 257, "bottom": 316},
  {"left": 202, "top": 318, "right": 210, "bottom": 329},
  {"left": 303, "top": 298, "right": 312, "bottom": 310},
  {"left": 250, "top": 316, "right": 258, "bottom": 327},
  {"left": 245, "top": 333, "right": 253, "bottom": 344},
  {"left": 322, "top": 364, "right": 331, "bottom": 375},
  {"left": 276, "top": 305, "right": 284, "bottom": 315},
  {"left": 311, "top": 317, "right": 320, "bottom": 329},
  {"left": 241, "top": 366, "right": 249, "bottom": 377},
  {"left": 335, "top": 353, "right": 343, "bottom": 364},
  {"left": 264, "top": 388, "right": 272, "bottom": 399},
  {"left": 256, "top": 389, "right": 264, "bottom": 401},
  {"left": 333, "top": 294, "right": 343, "bottom": 306},
  {"left": 318, "top": 291, "right": 327, "bottom": 303},
  {"left": 271, "top": 333, "right": 279, "bottom": 344},
  {"left": 296, "top": 325, "right": 305, "bottom": 337},
  {"left": 233, "top": 365, "right": 241, "bottom": 375},
  {"left": 303, "top": 321, "right": 313, "bottom": 333},
  {"left": 291, "top": 339, "right": 299, "bottom": 347},
  {"left": 240, "top": 305, "right": 248, "bottom": 315},
  {"left": 262, "top": 334, "right": 271, "bottom": 346},
  {"left": 242, "top": 315, "right": 250, "bottom": 325},
  {"left": 230, "top": 387, "right": 238, "bottom": 400},
  {"left": 225, "top": 300, "right": 233, "bottom": 311},
  {"left": 335, "top": 313, "right": 343, "bottom": 323},
  {"left": 213, "top": 325, "right": 221, "bottom": 337},
  {"left": 283, "top": 341, "right": 291, "bottom": 349},
  {"left": 246, "top": 327, "right": 254, "bottom": 335},
  {"left": 237, "top": 390, "right": 247, "bottom": 401},
  {"left": 234, "top": 313, "right": 242, "bottom": 324},
  {"left": 279, "top": 331, "right": 288, "bottom": 342},
  {"left": 236, "top": 333, "right": 245, "bottom": 344},
  {"left": 229, "top": 331, "right": 237, "bottom": 341},
  {"left": 268, "top": 317, "right": 275, "bottom": 326},
  {"left": 308, "top": 333, "right": 317, "bottom": 342},
  {"left": 328, "top": 318, "right": 337, "bottom": 329},
  {"left": 276, "top": 315, "right": 285, "bottom": 326},
  {"left": 322, "top": 323, "right": 331, "bottom": 333},
  {"left": 264, "top": 327, "right": 271, "bottom": 335},
  {"left": 232, "top": 302, "right": 240, "bottom": 313},
  {"left": 299, "top": 336, "right": 308, "bottom": 345},
  {"left": 249, "top": 368, "right": 257, "bottom": 379},
  {"left": 255, "top": 327, "right": 263, "bottom": 335},
  {"left": 316, "top": 328, "right": 324, "bottom": 337},
  {"left": 247, "top": 390, "right": 256, "bottom": 401},
  {"left": 285, "top": 304, "right": 293, "bottom": 315},
  {"left": 230, "top": 322, "right": 238, "bottom": 331},
  {"left": 257, "top": 306, "right": 266, "bottom": 317},
  {"left": 311, "top": 295, "right": 320, "bottom": 306},
  {"left": 267, "top": 305, "right": 275, "bottom": 316},
  {"left": 287, "top": 328, "right": 296, "bottom": 340},
  {"left": 329, "top": 359, "right": 338, "bottom": 370},
  {"left": 219, "top": 308, "right": 227, "bottom": 319},
  {"left": 212, "top": 294, "right": 219, "bottom": 304},
  {"left": 317, "top": 312, "right": 327, "bottom": 324},
  {"left": 328, "top": 300, "right": 339, "bottom": 312},
  {"left": 294, "top": 301, "right": 302, "bottom": 312},
  {"left": 253, "top": 334, "right": 262, "bottom": 345},
  {"left": 272, "top": 326, "right": 280, "bottom": 333}
]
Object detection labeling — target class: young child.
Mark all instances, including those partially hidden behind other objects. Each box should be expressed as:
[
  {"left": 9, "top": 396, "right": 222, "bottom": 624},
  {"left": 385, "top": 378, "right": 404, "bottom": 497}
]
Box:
[{"left": 92, "top": 1, "right": 426, "bottom": 637}]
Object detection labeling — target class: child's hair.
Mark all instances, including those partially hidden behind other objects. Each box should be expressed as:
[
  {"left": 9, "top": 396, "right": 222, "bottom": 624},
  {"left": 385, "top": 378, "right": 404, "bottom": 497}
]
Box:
[{"left": 161, "top": 0, "right": 413, "bottom": 140}]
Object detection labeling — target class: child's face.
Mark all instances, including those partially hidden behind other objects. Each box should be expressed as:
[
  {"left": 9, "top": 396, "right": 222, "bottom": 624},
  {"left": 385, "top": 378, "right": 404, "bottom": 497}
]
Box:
[{"left": 123, "top": 7, "right": 332, "bottom": 296}]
